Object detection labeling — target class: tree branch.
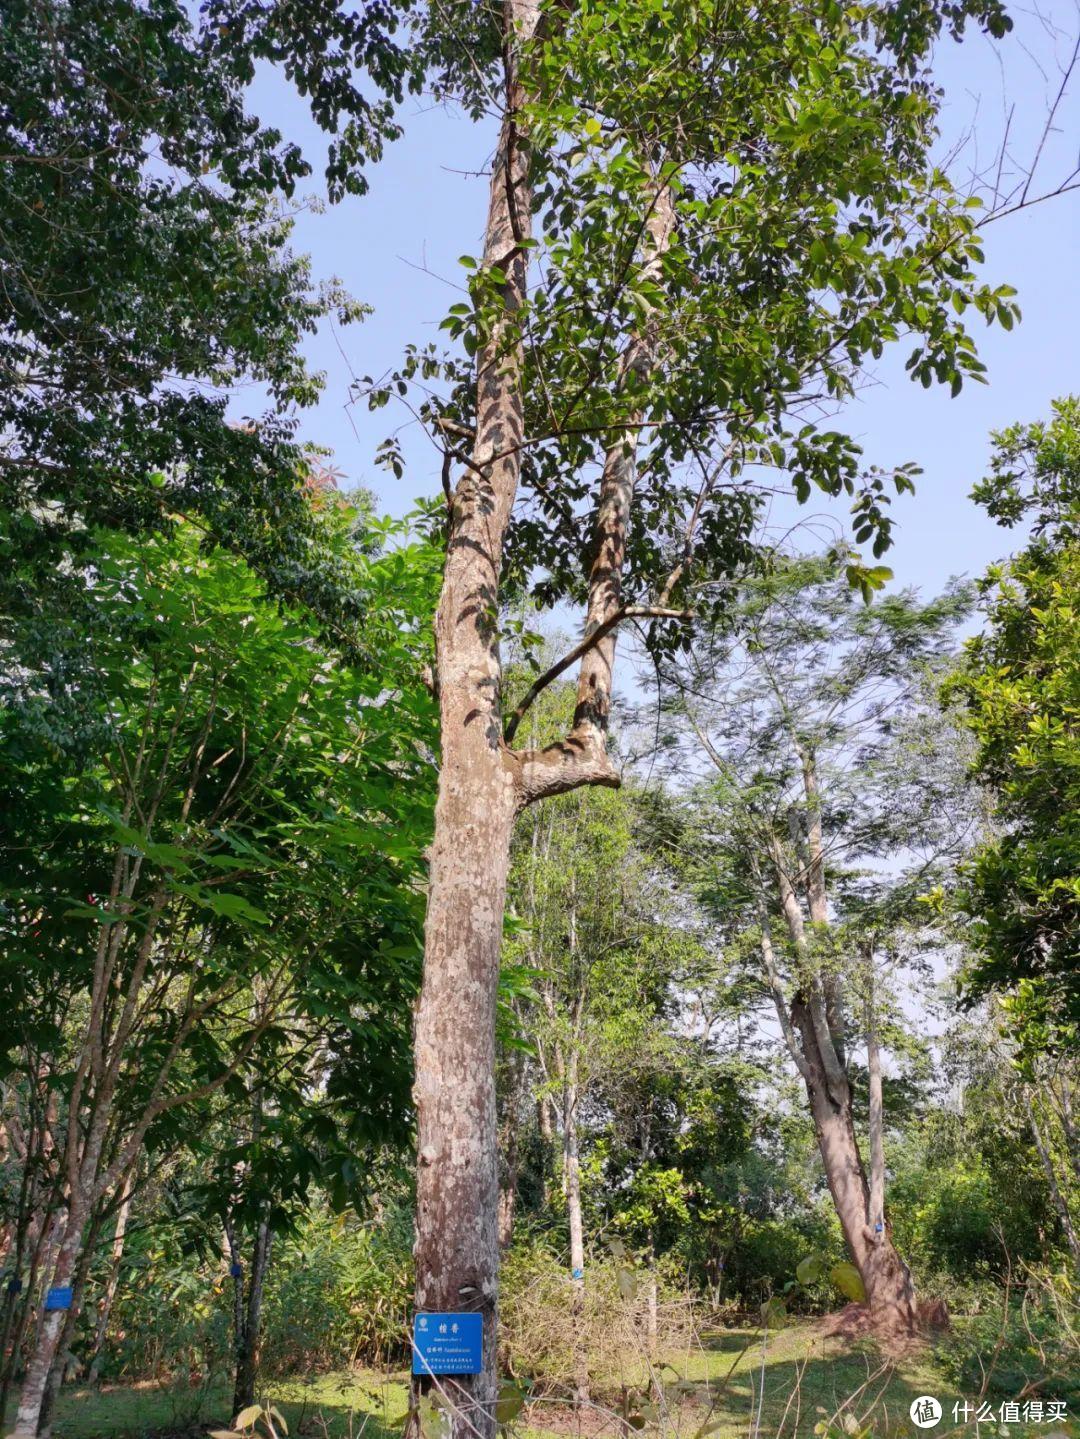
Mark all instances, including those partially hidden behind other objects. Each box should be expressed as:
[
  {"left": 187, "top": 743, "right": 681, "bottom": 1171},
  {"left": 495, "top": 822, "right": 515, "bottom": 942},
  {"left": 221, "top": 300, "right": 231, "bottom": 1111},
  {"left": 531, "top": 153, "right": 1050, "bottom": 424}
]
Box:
[{"left": 503, "top": 605, "right": 690, "bottom": 743}]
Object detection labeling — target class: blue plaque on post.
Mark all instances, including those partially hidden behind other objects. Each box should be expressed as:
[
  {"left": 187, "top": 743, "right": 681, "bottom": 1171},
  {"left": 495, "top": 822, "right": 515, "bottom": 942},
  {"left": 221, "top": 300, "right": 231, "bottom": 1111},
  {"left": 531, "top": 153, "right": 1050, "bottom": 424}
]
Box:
[
  {"left": 412, "top": 1312, "right": 483, "bottom": 1376},
  {"left": 44, "top": 1287, "right": 73, "bottom": 1312}
]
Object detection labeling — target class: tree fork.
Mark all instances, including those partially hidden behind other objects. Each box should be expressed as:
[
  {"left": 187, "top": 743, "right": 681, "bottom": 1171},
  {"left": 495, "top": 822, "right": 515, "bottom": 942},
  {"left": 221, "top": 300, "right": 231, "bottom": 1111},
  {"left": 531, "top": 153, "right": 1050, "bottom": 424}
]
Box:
[
  {"left": 411, "top": 30, "right": 679, "bottom": 1430},
  {"left": 410, "top": 3, "right": 540, "bottom": 1434}
]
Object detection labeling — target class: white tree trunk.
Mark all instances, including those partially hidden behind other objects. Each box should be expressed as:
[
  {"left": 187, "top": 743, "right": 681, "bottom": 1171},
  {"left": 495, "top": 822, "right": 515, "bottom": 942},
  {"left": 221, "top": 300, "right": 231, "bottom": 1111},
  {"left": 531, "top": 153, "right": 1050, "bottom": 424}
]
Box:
[
  {"left": 1024, "top": 1090, "right": 1080, "bottom": 1266},
  {"left": 866, "top": 977, "right": 886, "bottom": 1238},
  {"left": 564, "top": 1076, "right": 585, "bottom": 1290}
]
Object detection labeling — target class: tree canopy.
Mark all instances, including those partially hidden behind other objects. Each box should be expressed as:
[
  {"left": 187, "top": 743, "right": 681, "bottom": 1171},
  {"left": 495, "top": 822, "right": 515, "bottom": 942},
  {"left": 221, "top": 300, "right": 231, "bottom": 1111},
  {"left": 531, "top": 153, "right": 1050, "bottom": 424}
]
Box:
[{"left": 951, "top": 396, "right": 1080, "bottom": 1044}]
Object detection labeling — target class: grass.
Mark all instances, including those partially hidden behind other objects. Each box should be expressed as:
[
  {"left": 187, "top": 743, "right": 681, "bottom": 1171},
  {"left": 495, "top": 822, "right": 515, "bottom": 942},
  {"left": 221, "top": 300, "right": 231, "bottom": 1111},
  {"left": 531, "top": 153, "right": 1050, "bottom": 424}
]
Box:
[
  {"left": 40, "top": 1323, "right": 1065, "bottom": 1439},
  {"left": 42, "top": 1370, "right": 409, "bottom": 1439},
  {"left": 516, "top": 1323, "right": 969, "bottom": 1439}
]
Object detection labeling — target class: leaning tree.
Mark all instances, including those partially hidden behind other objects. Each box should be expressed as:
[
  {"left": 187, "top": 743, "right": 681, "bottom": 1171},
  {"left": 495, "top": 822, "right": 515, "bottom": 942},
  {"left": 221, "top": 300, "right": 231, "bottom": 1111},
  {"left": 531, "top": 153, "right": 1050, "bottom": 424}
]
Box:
[
  {"left": 392, "top": 0, "right": 1028, "bottom": 1428},
  {"left": 654, "top": 553, "right": 975, "bottom": 1330}
]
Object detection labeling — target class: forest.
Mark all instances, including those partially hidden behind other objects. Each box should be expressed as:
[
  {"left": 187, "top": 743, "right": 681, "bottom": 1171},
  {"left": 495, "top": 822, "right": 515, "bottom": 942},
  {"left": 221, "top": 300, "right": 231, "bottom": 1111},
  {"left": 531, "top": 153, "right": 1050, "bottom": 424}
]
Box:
[{"left": 1, "top": 1, "right": 1078, "bottom": 1438}]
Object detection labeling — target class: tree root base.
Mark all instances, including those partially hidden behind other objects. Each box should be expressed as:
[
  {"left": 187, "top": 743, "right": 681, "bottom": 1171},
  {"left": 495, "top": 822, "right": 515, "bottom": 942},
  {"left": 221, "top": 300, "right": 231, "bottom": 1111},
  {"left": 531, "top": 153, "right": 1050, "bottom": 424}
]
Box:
[{"left": 816, "top": 1298, "right": 950, "bottom": 1350}]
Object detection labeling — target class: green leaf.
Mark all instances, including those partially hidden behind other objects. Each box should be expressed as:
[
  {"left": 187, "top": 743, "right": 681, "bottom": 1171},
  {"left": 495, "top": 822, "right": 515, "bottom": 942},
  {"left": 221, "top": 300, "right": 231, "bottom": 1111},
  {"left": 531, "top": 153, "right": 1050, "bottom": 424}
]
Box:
[
  {"left": 419, "top": 1398, "right": 446, "bottom": 1439},
  {"left": 829, "top": 1263, "right": 866, "bottom": 1304},
  {"left": 760, "top": 1296, "right": 787, "bottom": 1328},
  {"left": 496, "top": 1382, "right": 526, "bottom": 1426},
  {"left": 796, "top": 1255, "right": 825, "bottom": 1286}
]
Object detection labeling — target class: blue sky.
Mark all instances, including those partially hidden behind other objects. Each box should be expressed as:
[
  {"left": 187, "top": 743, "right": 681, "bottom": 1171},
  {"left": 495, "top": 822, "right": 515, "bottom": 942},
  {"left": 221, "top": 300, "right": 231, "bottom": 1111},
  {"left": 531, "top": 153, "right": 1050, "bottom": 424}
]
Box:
[{"left": 244, "top": 3, "right": 1079, "bottom": 598}]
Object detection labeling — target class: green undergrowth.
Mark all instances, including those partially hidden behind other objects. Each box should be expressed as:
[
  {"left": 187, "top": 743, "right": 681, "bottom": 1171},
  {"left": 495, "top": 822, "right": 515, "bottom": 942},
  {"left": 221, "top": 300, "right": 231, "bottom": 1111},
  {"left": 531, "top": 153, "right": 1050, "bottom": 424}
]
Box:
[{"left": 37, "top": 1322, "right": 1077, "bottom": 1439}]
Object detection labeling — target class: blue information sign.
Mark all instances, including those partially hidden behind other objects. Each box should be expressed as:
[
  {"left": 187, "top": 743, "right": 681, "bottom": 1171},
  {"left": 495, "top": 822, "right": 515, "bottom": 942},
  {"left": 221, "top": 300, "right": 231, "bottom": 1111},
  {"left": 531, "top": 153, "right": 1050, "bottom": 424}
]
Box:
[
  {"left": 412, "top": 1312, "right": 483, "bottom": 1376},
  {"left": 44, "top": 1287, "right": 73, "bottom": 1312}
]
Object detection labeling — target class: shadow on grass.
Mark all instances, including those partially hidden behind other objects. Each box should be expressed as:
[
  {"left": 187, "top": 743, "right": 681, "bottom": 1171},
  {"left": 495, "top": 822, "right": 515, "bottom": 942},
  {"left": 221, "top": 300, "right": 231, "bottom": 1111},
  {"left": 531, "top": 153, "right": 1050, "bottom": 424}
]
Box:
[
  {"left": 45, "top": 1332, "right": 960, "bottom": 1439},
  {"left": 697, "top": 1332, "right": 759, "bottom": 1355},
  {"left": 684, "top": 1331, "right": 961, "bottom": 1439},
  {"left": 49, "top": 1372, "right": 408, "bottom": 1439}
]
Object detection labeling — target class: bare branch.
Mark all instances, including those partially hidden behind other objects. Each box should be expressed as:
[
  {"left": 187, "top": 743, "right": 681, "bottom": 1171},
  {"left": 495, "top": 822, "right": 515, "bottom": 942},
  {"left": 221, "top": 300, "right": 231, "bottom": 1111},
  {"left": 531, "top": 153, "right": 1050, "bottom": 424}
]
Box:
[{"left": 503, "top": 605, "right": 691, "bottom": 743}]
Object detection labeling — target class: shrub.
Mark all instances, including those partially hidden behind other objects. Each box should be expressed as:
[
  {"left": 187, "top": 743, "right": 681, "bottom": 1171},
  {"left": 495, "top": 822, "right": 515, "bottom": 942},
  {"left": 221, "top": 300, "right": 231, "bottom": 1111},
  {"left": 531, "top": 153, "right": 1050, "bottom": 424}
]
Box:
[
  {"left": 937, "top": 1265, "right": 1080, "bottom": 1406},
  {"left": 499, "top": 1236, "right": 692, "bottom": 1395},
  {"left": 260, "top": 1203, "right": 413, "bottom": 1373}
]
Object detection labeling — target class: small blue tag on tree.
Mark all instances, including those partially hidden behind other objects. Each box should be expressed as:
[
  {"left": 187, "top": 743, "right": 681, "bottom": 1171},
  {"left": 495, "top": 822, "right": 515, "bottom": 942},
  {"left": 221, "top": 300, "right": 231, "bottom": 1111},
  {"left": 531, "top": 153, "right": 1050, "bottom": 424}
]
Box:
[
  {"left": 44, "top": 1287, "right": 73, "bottom": 1312},
  {"left": 412, "top": 1312, "right": 482, "bottom": 1375}
]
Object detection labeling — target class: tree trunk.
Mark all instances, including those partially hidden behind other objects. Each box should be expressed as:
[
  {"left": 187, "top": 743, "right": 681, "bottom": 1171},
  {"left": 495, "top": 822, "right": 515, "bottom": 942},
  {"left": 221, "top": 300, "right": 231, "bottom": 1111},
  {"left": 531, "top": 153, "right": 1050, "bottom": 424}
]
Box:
[
  {"left": 799, "top": 751, "right": 845, "bottom": 1066},
  {"left": 10, "top": 1192, "right": 86, "bottom": 1439},
  {"left": 1055, "top": 1071, "right": 1080, "bottom": 1186},
  {"left": 233, "top": 1218, "right": 274, "bottom": 1415},
  {"left": 865, "top": 977, "right": 885, "bottom": 1238},
  {"left": 560, "top": 1116, "right": 586, "bottom": 1289},
  {"left": 497, "top": 1048, "right": 526, "bottom": 1252},
  {"left": 496, "top": 1177, "right": 517, "bottom": 1255},
  {"left": 37, "top": 1207, "right": 105, "bottom": 1438},
  {"left": 87, "top": 1176, "right": 135, "bottom": 1385},
  {"left": 1024, "top": 1091, "right": 1080, "bottom": 1266},
  {"left": 792, "top": 1002, "right": 915, "bottom": 1332},
  {"left": 0, "top": 1200, "right": 60, "bottom": 1421},
  {"left": 564, "top": 899, "right": 586, "bottom": 1291},
  {"left": 767, "top": 832, "right": 915, "bottom": 1333},
  {"left": 411, "top": 8, "right": 537, "bottom": 1427},
  {"left": 411, "top": 15, "right": 672, "bottom": 1434},
  {"left": 0, "top": 1155, "right": 38, "bottom": 1406},
  {"left": 413, "top": 752, "right": 516, "bottom": 1435},
  {"left": 563, "top": 1062, "right": 589, "bottom": 1407},
  {"left": 564, "top": 1078, "right": 585, "bottom": 1290}
]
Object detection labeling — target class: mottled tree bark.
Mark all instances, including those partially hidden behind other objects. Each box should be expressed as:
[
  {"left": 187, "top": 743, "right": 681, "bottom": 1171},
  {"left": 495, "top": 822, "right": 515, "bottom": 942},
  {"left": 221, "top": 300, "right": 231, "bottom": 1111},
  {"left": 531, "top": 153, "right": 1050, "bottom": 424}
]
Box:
[
  {"left": 87, "top": 1174, "right": 135, "bottom": 1385},
  {"left": 411, "top": 6, "right": 542, "bottom": 1433},
  {"left": 411, "top": 19, "right": 675, "bottom": 1427}
]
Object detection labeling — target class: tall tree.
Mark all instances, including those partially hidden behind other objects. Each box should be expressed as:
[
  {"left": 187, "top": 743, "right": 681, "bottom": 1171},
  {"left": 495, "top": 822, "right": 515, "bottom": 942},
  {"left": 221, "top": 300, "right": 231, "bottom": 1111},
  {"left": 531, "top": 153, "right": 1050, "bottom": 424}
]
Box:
[
  {"left": 656, "top": 553, "right": 972, "bottom": 1330},
  {"left": 403, "top": 0, "right": 1019, "bottom": 1425}
]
